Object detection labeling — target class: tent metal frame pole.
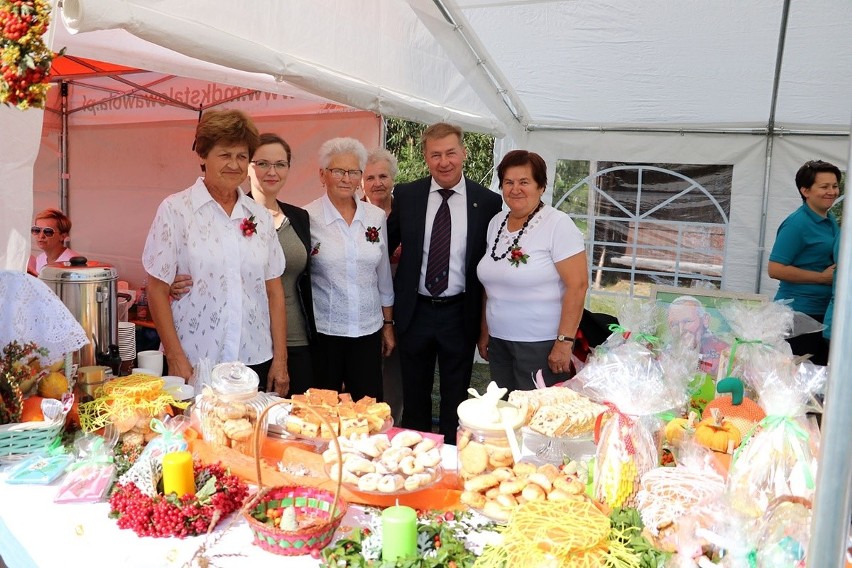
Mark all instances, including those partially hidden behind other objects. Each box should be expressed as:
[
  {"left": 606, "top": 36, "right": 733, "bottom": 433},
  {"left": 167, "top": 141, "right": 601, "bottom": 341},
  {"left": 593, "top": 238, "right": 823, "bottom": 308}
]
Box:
[
  {"left": 807, "top": 129, "right": 852, "bottom": 568},
  {"left": 754, "top": 0, "right": 791, "bottom": 294},
  {"left": 523, "top": 124, "right": 847, "bottom": 137},
  {"left": 60, "top": 81, "right": 69, "bottom": 217}
]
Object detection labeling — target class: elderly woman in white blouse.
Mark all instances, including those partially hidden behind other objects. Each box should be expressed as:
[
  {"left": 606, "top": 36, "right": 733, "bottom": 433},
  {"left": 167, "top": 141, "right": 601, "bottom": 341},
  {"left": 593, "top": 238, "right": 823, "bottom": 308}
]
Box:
[
  {"left": 306, "top": 137, "right": 394, "bottom": 401},
  {"left": 142, "top": 110, "right": 288, "bottom": 393}
]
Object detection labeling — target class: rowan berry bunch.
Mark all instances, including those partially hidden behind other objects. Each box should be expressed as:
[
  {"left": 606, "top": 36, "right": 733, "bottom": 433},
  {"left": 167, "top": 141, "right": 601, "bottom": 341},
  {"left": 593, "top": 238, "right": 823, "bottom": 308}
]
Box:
[
  {"left": 0, "top": 0, "right": 54, "bottom": 109},
  {"left": 108, "top": 461, "right": 249, "bottom": 538}
]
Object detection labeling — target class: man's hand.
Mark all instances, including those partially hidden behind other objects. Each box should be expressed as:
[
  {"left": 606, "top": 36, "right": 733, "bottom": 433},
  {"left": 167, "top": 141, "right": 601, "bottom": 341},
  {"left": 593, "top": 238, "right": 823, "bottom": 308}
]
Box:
[{"left": 170, "top": 274, "right": 193, "bottom": 300}]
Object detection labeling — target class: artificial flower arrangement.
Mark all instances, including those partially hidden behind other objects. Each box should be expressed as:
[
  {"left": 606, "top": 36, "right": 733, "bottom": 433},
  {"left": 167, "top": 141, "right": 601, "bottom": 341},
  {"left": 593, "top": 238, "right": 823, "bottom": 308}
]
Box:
[
  {"left": 0, "top": 340, "right": 48, "bottom": 424},
  {"left": 0, "top": 0, "right": 54, "bottom": 109}
]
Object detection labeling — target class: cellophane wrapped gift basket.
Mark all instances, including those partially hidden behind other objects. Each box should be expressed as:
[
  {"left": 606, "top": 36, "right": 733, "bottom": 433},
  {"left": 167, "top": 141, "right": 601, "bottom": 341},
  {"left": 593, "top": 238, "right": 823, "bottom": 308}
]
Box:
[
  {"left": 572, "top": 299, "right": 696, "bottom": 509},
  {"left": 0, "top": 271, "right": 88, "bottom": 461}
]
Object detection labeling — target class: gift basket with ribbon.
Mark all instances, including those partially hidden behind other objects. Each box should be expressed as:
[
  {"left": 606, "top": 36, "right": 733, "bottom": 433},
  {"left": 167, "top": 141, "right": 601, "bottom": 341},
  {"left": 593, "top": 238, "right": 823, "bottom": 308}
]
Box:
[
  {"left": 572, "top": 300, "right": 695, "bottom": 508},
  {"left": 0, "top": 272, "right": 88, "bottom": 460},
  {"left": 242, "top": 399, "right": 348, "bottom": 556},
  {"left": 726, "top": 361, "right": 825, "bottom": 519}
]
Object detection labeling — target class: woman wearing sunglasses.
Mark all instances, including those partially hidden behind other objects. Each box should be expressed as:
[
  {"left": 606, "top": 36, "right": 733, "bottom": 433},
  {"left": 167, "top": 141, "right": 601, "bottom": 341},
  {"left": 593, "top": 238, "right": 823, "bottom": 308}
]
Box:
[{"left": 27, "top": 208, "right": 79, "bottom": 275}]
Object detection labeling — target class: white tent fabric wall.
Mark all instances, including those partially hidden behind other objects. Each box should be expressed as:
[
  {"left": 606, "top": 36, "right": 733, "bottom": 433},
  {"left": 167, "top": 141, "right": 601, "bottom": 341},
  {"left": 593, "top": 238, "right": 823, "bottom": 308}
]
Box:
[{"left": 0, "top": 108, "right": 43, "bottom": 271}]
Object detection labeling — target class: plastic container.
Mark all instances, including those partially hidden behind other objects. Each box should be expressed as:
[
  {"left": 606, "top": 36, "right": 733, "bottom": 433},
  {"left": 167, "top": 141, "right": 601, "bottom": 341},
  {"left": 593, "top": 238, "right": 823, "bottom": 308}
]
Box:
[
  {"left": 456, "top": 397, "right": 524, "bottom": 480},
  {"left": 197, "top": 362, "right": 268, "bottom": 456}
]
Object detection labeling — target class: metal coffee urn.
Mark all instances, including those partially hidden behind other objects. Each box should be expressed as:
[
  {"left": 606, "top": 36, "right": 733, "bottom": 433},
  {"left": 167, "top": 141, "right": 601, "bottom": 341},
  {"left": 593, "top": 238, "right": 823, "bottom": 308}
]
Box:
[{"left": 39, "top": 256, "right": 119, "bottom": 368}]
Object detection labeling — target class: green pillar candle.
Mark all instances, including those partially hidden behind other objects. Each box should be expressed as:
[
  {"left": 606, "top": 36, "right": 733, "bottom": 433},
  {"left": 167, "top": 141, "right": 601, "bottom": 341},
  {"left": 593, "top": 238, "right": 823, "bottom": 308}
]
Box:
[{"left": 381, "top": 504, "right": 417, "bottom": 561}]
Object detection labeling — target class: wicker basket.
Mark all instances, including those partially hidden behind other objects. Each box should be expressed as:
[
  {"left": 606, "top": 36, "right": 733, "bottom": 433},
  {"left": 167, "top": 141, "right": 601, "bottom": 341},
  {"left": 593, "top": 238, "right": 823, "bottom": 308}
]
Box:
[
  {"left": 243, "top": 399, "right": 348, "bottom": 556},
  {"left": 0, "top": 419, "right": 64, "bottom": 460}
]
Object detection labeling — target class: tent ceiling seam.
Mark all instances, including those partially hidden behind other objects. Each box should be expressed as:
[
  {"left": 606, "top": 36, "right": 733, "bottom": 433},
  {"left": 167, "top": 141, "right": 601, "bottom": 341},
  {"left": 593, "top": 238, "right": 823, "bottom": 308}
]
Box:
[{"left": 431, "top": 0, "right": 527, "bottom": 126}]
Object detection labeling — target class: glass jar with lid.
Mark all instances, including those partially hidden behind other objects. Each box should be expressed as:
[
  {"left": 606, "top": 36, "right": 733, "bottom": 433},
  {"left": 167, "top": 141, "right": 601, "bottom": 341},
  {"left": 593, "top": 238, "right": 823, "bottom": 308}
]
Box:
[
  {"left": 456, "top": 387, "right": 524, "bottom": 481},
  {"left": 197, "top": 362, "right": 269, "bottom": 456}
]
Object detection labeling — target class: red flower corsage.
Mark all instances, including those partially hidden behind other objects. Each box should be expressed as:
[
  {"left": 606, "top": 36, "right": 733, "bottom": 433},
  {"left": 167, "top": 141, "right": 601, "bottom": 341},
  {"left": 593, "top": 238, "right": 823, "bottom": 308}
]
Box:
[
  {"left": 240, "top": 215, "right": 257, "bottom": 237},
  {"left": 365, "top": 226, "right": 380, "bottom": 243},
  {"left": 508, "top": 246, "right": 529, "bottom": 267},
  {"left": 310, "top": 242, "right": 321, "bottom": 256}
]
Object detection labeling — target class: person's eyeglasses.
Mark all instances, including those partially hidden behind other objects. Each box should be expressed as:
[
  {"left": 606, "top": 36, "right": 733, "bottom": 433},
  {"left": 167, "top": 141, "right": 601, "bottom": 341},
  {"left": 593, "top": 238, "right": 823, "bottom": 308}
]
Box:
[
  {"left": 31, "top": 226, "right": 56, "bottom": 237},
  {"left": 326, "top": 168, "right": 363, "bottom": 180},
  {"left": 251, "top": 160, "right": 290, "bottom": 170}
]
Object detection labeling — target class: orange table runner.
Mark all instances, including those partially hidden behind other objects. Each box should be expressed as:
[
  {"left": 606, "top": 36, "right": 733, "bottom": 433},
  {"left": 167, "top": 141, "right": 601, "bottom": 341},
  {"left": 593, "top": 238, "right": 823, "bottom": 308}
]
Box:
[{"left": 186, "top": 431, "right": 462, "bottom": 511}]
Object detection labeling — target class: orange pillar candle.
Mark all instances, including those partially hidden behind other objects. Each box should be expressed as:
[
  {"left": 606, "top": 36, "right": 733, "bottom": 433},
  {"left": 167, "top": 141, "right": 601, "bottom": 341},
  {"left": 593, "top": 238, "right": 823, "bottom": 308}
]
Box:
[{"left": 162, "top": 451, "right": 195, "bottom": 497}]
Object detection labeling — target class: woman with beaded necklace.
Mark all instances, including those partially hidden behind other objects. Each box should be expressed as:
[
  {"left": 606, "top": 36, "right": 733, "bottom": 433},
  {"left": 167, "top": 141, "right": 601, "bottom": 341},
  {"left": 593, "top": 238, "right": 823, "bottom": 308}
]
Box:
[{"left": 476, "top": 150, "right": 588, "bottom": 393}]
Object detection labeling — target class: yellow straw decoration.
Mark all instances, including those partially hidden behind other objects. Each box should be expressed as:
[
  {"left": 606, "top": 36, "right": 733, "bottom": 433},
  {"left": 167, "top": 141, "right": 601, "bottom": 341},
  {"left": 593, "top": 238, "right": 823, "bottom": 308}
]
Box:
[{"left": 78, "top": 374, "right": 188, "bottom": 432}]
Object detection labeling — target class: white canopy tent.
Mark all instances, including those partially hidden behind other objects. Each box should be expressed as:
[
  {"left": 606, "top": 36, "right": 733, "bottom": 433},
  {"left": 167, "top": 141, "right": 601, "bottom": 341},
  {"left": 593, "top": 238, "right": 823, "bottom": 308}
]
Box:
[
  {"left": 0, "top": 0, "right": 849, "bottom": 562},
  {"left": 49, "top": 0, "right": 852, "bottom": 298}
]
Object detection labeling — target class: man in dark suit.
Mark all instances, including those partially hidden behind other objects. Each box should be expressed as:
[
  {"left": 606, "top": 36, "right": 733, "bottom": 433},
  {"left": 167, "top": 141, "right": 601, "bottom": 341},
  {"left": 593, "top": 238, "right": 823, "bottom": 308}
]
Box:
[{"left": 387, "top": 123, "right": 502, "bottom": 444}]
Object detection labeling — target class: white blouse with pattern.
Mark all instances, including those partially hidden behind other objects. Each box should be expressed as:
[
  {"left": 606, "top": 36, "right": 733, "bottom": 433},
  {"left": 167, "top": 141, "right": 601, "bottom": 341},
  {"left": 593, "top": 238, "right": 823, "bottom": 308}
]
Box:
[{"left": 142, "top": 178, "right": 285, "bottom": 365}]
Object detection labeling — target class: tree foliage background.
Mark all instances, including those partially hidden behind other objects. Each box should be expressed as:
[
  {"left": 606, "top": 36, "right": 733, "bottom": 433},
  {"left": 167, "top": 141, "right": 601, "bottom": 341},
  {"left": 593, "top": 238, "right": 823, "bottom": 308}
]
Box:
[{"left": 384, "top": 117, "right": 495, "bottom": 187}]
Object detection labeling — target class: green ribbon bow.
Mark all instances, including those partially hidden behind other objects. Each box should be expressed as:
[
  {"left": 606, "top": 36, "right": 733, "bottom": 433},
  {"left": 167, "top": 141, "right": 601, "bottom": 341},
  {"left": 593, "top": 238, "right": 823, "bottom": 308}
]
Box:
[
  {"left": 607, "top": 323, "right": 659, "bottom": 346},
  {"left": 733, "top": 414, "right": 814, "bottom": 490},
  {"left": 724, "top": 337, "right": 764, "bottom": 378},
  {"left": 68, "top": 437, "right": 114, "bottom": 470}
]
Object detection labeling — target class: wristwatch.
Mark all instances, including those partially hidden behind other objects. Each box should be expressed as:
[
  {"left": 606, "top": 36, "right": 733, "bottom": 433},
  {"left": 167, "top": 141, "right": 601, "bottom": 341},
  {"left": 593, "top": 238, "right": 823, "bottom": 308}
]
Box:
[
  {"left": 383, "top": 319, "right": 395, "bottom": 326},
  {"left": 556, "top": 335, "right": 575, "bottom": 343}
]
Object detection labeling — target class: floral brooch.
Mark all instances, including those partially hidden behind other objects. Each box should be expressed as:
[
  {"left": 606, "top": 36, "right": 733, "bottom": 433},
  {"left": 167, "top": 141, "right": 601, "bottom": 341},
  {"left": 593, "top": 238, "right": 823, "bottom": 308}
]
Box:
[
  {"left": 240, "top": 215, "right": 257, "bottom": 237},
  {"left": 508, "top": 246, "right": 529, "bottom": 267},
  {"left": 310, "top": 242, "right": 321, "bottom": 256},
  {"left": 365, "top": 226, "right": 380, "bottom": 243}
]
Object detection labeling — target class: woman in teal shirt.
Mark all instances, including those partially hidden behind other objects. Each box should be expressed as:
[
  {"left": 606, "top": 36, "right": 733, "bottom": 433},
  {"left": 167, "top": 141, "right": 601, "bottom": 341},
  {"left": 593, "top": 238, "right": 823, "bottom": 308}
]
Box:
[{"left": 768, "top": 159, "right": 841, "bottom": 365}]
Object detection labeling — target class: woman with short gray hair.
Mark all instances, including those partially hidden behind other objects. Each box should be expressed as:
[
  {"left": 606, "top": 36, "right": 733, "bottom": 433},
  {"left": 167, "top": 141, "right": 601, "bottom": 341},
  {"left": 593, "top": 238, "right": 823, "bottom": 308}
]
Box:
[{"left": 305, "top": 137, "right": 395, "bottom": 401}]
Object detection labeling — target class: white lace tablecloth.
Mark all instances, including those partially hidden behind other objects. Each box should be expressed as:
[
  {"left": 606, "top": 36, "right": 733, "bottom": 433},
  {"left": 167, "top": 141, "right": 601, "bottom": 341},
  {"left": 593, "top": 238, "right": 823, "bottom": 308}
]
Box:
[
  {"left": 0, "top": 445, "right": 458, "bottom": 568},
  {"left": 0, "top": 271, "right": 88, "bottom": 361}
]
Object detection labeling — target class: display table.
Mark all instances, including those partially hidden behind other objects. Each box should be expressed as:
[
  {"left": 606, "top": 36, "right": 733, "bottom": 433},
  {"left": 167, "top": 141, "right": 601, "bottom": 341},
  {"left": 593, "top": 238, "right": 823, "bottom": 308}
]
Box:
[{"left": 0, "top": 445, "right": 458, "bottom": 568}]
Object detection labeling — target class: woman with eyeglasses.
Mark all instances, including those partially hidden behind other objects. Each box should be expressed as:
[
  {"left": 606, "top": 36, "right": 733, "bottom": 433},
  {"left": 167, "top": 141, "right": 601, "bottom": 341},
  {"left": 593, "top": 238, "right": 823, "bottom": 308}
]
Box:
[
  {"left": 767, "top": 159, "right": 841, "bottom": 365},
  {"left": 27, "top": 208, "right": 80, "bottom": 275},
  {"left": 305, "top": 137, "right": 395, "bottom": 401},
  {"left": 142, "top": 110, "right": 288, "bottom": 393}
]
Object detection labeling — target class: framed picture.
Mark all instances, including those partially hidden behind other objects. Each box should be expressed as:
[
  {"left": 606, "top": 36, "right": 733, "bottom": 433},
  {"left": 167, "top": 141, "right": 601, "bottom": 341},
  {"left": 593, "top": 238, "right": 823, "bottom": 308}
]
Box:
[
  {"left": 650, "top": 285, "right": 770, "bottom": 413},
  {"left": 649, "top": 285, "right": 768, "bottom": 338}
]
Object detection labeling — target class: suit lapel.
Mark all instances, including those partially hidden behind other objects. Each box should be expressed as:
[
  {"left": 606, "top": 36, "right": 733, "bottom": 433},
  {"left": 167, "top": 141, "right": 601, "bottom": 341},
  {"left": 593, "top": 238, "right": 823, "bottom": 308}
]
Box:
[
  {"left": 464, "top": 177, "right": 480, "bottom": 268},
  {"left": 411, "top": 179, "right": 430, "bottom": 265}
]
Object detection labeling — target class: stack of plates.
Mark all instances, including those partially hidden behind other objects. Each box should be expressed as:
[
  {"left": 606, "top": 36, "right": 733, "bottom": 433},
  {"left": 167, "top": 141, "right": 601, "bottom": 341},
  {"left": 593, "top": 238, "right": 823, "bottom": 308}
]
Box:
[{"left": 117, "top": 321, "right": 136, "bottom": 362}]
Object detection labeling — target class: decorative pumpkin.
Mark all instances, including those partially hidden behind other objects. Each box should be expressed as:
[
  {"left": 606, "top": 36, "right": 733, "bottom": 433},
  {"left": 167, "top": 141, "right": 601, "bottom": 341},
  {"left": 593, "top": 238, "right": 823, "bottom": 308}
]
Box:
[
  {"left": 695, "top": 408, "right": 741, "bottom": 453},
  {"left": 664, "top": 411, "right": 698, "bottom": 445},
  {"left": 703, "top": 377, "right": 765, "bottom": 438}
]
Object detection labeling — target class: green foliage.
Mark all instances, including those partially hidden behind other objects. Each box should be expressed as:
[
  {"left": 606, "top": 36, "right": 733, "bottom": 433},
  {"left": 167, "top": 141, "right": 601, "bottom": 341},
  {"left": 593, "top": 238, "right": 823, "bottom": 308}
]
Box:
[{"left": 384, "top": 117, "right": 495, "bottom": 186}]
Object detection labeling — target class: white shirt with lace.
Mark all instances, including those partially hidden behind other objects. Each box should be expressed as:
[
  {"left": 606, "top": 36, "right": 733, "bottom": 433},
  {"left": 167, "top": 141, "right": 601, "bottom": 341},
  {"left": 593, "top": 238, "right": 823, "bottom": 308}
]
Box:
[
  {"left": 306, "top": 194, "right": 394, "bottom": 338},
  {"left": 142, "top": 178, "right": 285, "bottom": 365}
]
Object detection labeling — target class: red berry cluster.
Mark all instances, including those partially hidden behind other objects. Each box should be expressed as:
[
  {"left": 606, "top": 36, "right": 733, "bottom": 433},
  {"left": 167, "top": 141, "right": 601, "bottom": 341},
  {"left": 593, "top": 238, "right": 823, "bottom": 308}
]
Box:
[
  {"left": 1, "top": 63, "right": 47, "bottom": 106},
  {"left": 0, "top": 1, "right": 37, "bottom": 39},
  {"left": 108, "top": 462, "right": 249, "bottom": 538}
]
